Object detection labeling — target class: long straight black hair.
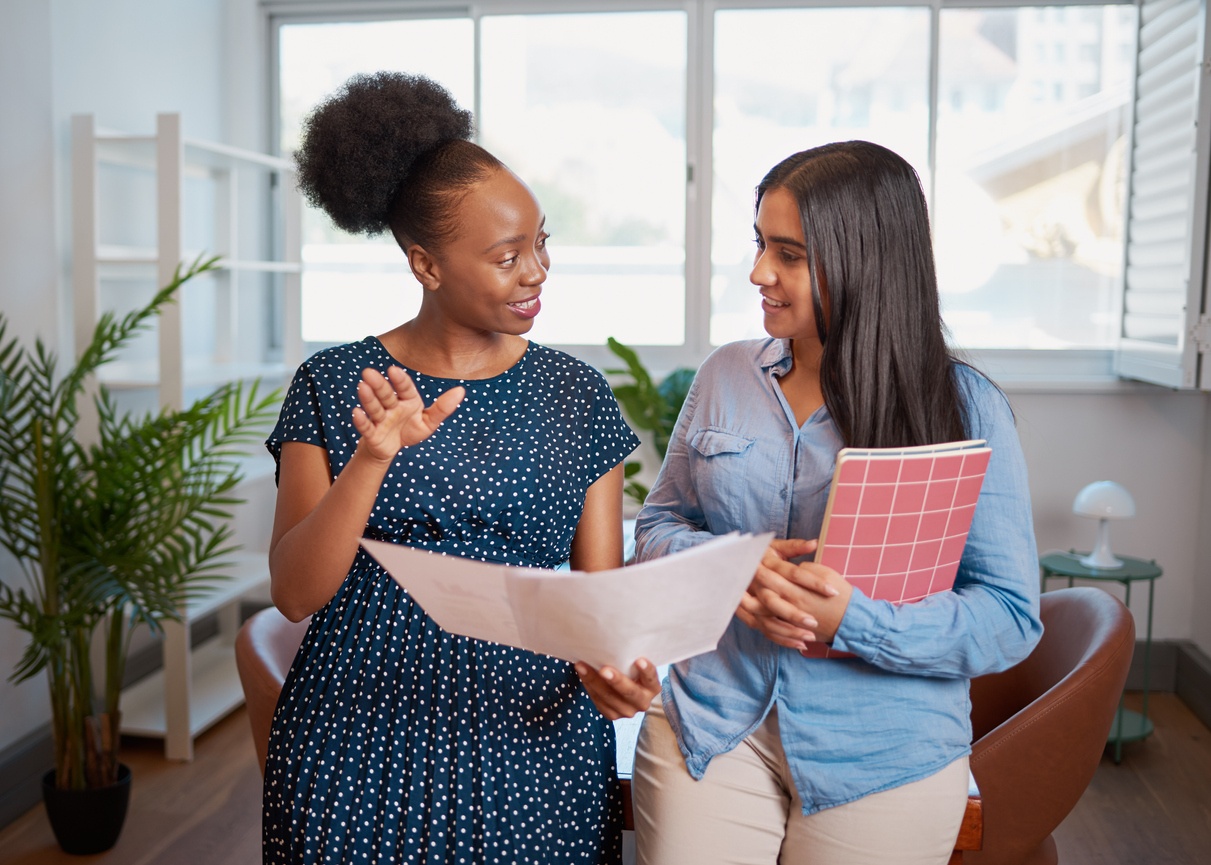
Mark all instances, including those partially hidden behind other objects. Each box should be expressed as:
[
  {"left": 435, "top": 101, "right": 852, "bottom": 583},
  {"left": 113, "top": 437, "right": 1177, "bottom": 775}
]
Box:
[{"left": 756, "top": 141, "right": 969, "bottom": 448}]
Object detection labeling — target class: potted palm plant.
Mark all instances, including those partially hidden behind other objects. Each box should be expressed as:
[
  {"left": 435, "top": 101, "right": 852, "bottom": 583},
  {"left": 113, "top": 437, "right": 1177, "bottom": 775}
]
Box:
[{"left": 0, "top": 255, "right": 280, "bottom": 854}]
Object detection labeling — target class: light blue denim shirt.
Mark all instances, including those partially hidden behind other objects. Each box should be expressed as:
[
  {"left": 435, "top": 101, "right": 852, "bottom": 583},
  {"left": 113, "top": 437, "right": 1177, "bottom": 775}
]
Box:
[{"left": 633, "top": 338, "right": 1042, "bottom": 815}]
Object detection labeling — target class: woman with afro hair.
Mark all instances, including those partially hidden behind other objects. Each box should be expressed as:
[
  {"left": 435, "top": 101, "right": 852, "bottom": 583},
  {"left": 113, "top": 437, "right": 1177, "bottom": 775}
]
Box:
[{"left": 262, "top": 72, "right": 658, "bottom": 864}]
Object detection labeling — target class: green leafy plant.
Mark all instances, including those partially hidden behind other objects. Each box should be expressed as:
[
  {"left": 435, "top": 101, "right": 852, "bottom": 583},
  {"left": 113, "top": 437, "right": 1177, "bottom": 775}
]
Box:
[
  {"left": 0, "top": 255, "right": 281, "bottom": 791},
  {"left": 604, "top": 336, "right": 696, "bottom": 507}
]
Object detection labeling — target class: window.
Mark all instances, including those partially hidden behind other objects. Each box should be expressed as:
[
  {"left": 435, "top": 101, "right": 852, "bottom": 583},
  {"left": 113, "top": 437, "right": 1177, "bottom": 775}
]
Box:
[
  {"left": 478, "top": 11, "right": 687, "bottom": 347},
  {"left": 268, "top": 0, "right": 1211, "bottom": 390},
  {"left": 933, "top": 6, "right": 1135, "bottom": 349},
  {"left": 711, "top": 6, "right": 930, "bottom": 346},
  {"left": 275, "top": 10, "right": 686, "bottom": 354}
]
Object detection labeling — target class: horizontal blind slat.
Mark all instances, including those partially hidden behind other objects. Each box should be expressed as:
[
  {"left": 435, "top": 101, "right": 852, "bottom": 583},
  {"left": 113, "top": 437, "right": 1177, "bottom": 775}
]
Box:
[
  {"left": 1139, "top": 0, "right": 1198, "bottom": 33},
  {"left": 1125, "top": 292, "right": 1185, "bottom": 314},
  {"left": 1124, "top": 264, "right": 1187, "bottom": 292}
]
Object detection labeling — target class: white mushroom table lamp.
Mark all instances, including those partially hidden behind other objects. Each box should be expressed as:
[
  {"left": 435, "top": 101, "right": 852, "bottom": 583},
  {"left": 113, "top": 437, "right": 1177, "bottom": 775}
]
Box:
[{"left": 1072, "top": 480, "right": 1136, "bottom": 569}]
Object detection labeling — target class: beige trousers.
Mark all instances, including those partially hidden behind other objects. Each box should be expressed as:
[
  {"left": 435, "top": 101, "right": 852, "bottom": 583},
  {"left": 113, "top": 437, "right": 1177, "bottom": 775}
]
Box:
[{"left": 632, "top": 698, "right": 970, "bottom": 865}]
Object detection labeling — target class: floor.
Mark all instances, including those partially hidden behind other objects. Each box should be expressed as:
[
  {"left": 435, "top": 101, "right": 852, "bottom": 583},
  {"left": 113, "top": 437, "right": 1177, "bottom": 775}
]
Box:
[
  {"left": 1050, "top": 692, "right": 1211, "bottom": 864},
  {"left": 0, "top": 708, "right": 262, "bottom": 865},
  {"left": 0, "top": 692, "right": 1207, "bottom": 864}
]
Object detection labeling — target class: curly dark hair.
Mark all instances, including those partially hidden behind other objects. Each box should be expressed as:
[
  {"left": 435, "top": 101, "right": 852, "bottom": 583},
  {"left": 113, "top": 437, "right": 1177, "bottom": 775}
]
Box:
[{"left": 294, "top": 71, "right": 502, "bottom": 250}]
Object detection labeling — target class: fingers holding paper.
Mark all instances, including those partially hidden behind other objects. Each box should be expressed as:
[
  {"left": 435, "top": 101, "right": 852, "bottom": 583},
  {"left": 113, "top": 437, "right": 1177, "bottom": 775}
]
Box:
[
  {"left": 575, "top": 658, "right": 661, "bottom": 721},
  {"left": 737, "top": 538, "right": 852, "bottom": 650}
]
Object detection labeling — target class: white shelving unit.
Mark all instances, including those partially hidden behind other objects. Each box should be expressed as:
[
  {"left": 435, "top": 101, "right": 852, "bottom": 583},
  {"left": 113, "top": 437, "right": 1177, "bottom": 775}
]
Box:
[{"left": 71, "top": 113, "right": 302, "bottom": 760}]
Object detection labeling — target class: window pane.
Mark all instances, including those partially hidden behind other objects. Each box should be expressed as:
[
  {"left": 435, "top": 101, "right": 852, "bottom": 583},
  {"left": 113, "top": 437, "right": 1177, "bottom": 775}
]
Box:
[
  {"left": 935, "top": 7, "right": 1136, "bottom": 348},
  {"left": 711, "top": 8, "right": 932, "bottom": 346},
  {"left": 278, "top": 19, "right": 474, "bottom": 345},
  {"left": 480, "top": 12, "right": 687, "bottom": 346}
]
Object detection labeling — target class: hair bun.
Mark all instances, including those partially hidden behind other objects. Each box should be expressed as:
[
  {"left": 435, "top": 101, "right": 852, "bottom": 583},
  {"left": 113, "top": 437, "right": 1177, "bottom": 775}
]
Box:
[{"left": 294, "top": 72, "right": 474, "bottom": 236}]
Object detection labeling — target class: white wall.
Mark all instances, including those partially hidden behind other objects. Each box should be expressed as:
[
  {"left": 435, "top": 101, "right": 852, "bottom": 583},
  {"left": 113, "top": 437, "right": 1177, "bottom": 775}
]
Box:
[
  {"left": 0, "top": 0, "right": 59, "bottom": 350},
  {"left": 0, "top": 0, "right": 264, "bottom": 756},
  {"left": 0, "top": 0, "right": 71, "bottom": 758},
  {"left": 1010, "top": 386, "right": 1210, "bottom": 646},
  {"left": 50, "top": 0, "right": 226, "bottom": 136}
]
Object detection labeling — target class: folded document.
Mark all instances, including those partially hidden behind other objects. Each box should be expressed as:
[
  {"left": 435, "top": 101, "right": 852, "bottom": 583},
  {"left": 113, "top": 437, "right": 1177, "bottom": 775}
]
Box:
[{"left": 361, "top": 531, "right": 772, "bottom": 671}]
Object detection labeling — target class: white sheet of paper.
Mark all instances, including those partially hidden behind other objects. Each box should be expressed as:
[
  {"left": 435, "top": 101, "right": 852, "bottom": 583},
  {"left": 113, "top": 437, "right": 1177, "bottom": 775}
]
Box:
[{"left": 360, "top": 531, "right": 773, "bottom": 670}]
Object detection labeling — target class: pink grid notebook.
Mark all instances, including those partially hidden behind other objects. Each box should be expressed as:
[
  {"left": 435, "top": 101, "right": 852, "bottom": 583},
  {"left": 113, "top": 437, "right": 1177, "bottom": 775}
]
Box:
[{"left": 803, "top": 439, "right": 991, "bottom": 659}]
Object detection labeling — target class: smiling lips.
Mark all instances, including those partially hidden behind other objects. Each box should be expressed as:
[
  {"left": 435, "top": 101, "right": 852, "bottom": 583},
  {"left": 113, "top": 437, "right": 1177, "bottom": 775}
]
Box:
[
  {"left": 761, "top": 294, "right": 790, "bottom": 310},
  {"left": 508, "top": 295, "right": 541, "bottom": 319}
]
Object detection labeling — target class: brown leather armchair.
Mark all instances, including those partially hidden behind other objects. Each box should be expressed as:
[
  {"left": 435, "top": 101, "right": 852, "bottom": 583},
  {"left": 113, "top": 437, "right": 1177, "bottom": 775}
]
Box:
[
  {"left": 966, "top": 586, "right": 1135, "bottom": 865},
  {"left": 234, "top": 606, "right": 311, "bottom": 774}
]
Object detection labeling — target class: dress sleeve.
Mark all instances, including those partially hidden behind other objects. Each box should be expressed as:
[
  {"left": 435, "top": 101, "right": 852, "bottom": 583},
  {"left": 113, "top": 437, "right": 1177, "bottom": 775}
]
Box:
[
  {"left": 583, "top": 366, "right": 641, "bottom": 485},
  {"left": 264, "top": 361, "right": 327, "bottom": 484},
  {"left": 830, "top": 371, "right": 1044, "bottom": 678}
]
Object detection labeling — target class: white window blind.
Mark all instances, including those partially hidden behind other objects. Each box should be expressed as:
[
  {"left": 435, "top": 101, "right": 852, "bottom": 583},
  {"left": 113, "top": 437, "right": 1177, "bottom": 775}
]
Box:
[{"left": 1115, "top": 0, "right": 1211, "bottom": 389}]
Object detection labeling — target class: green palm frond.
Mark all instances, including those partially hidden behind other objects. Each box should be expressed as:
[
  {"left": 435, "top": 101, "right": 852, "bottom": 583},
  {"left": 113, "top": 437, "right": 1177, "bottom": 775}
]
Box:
[
  {"left": 604, "top": 337, "right": 697, "bottom": 507},
  {"left": 68, "top": 378, "right": 280, "bottom": 630}
]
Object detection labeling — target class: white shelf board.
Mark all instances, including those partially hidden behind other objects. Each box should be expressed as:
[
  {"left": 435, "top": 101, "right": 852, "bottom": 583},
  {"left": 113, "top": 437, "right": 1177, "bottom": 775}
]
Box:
[
  {"left": 97, "top": 359, "right": 292, "bottom": 390},
  {"left": 96, "top": 249, "right": 298, "bottom": 274},
  {"left": 119, "top": 636, "right": 245, "bottom": 739},
  {"left": 184, "top": 550, "right": 269, "bottom": 620},
  {"left": 96, "top": 244, "right": 158, "bottom": 265},
  {"left": 93, "top": 130, "right": 295, "bottom": 175},
  {"left": 183, "top": 137, "right": 295, "bottom": 172},
  {"left": 219, "top": 258, "right": 303, "bottom": 274},
  {"left": 93, "top": 135, "right": 155, "bottom": 171}
]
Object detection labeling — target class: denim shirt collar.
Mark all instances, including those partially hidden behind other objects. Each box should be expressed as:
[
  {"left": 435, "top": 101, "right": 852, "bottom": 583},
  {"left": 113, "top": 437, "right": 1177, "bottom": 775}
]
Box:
[{"left": 759, "top": 338, "right": 794, "bottom": 376}]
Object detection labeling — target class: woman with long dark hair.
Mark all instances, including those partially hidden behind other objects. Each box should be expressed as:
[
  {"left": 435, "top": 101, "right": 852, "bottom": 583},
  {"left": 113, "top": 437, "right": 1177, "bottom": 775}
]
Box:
[{"left": 631, "top": 141, "right": 1042, "bottom": 865}]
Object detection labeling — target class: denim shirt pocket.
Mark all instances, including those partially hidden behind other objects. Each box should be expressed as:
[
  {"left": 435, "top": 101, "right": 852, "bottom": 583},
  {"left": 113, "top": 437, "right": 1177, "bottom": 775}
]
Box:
[{"left": 688, "top": 428, "right": 757, "bottom": 531}]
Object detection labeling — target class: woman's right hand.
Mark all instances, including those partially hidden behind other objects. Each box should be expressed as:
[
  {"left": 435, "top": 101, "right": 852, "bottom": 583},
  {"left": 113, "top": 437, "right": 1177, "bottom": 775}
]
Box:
[
  {"left": 736, "top": 538, "right": 841, "bottom": 649},
  {"left": 352, "top": 366, "right": 465, "bottom": 462}
]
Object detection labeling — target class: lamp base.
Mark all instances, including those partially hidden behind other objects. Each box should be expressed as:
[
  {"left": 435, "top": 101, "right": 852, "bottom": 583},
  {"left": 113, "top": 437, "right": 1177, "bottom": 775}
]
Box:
[
  {"left": 1078, "top": 551, "right": 1124, "bottom": 569},
  {"left": 1080, "top": 519, "right": 1124, "bottom": 569}
]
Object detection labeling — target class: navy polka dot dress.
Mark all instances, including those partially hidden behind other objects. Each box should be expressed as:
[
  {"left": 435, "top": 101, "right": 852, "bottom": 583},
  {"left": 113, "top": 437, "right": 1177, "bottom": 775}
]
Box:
[{"left": 262, "top": 337, "right": 639, "bottom": 864}]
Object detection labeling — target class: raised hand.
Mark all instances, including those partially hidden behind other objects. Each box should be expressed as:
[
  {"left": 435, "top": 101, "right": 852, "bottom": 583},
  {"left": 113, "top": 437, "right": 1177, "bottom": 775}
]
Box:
[{"left": 351, "top": 366, "right": 465, "bottom": 463}]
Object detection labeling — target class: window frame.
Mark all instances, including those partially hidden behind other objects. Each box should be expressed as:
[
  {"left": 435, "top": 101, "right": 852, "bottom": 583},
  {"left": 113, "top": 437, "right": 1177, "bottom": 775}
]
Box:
[{"left": 264, "top": 0, "right": 1208, "bottom": 391}]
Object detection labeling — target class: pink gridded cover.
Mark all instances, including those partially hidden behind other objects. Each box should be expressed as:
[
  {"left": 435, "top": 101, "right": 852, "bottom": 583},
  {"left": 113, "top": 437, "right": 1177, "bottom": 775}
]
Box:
[{"left": 802, "top": 439, "right": 991, "bottom": 659}]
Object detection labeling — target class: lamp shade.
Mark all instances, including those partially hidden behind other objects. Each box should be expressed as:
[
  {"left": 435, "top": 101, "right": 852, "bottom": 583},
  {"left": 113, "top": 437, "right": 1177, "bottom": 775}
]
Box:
[
  {"left": 1072, "top": 481, "right": 1135, "bottom": 520},
  {"left": 1073, "top": 481, "right": 1135, "bottom": 568}
]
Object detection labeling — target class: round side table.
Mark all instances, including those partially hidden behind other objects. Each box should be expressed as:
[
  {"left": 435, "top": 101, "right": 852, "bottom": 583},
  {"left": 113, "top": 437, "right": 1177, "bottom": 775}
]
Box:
[{"left": 1039, "top": 550, "right": 1161, "bottom": 764}]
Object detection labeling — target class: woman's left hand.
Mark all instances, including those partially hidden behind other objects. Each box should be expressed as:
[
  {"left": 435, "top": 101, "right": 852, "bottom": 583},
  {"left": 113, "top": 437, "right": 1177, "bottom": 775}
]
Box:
[{"left": 575, "top": 658, "right": 661, "bottom": 720}]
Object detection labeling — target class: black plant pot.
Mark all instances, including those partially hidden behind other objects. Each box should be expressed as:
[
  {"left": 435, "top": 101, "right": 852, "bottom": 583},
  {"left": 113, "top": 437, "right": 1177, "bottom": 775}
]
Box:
[{"left": 41, "top": 763, "right": 132, "bottom": 855}]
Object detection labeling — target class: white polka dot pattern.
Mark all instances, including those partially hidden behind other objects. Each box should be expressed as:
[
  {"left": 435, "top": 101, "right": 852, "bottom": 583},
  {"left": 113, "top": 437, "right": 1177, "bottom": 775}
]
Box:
[{"left": 261, "top": 337, "right": 639, "bottom": 863}]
